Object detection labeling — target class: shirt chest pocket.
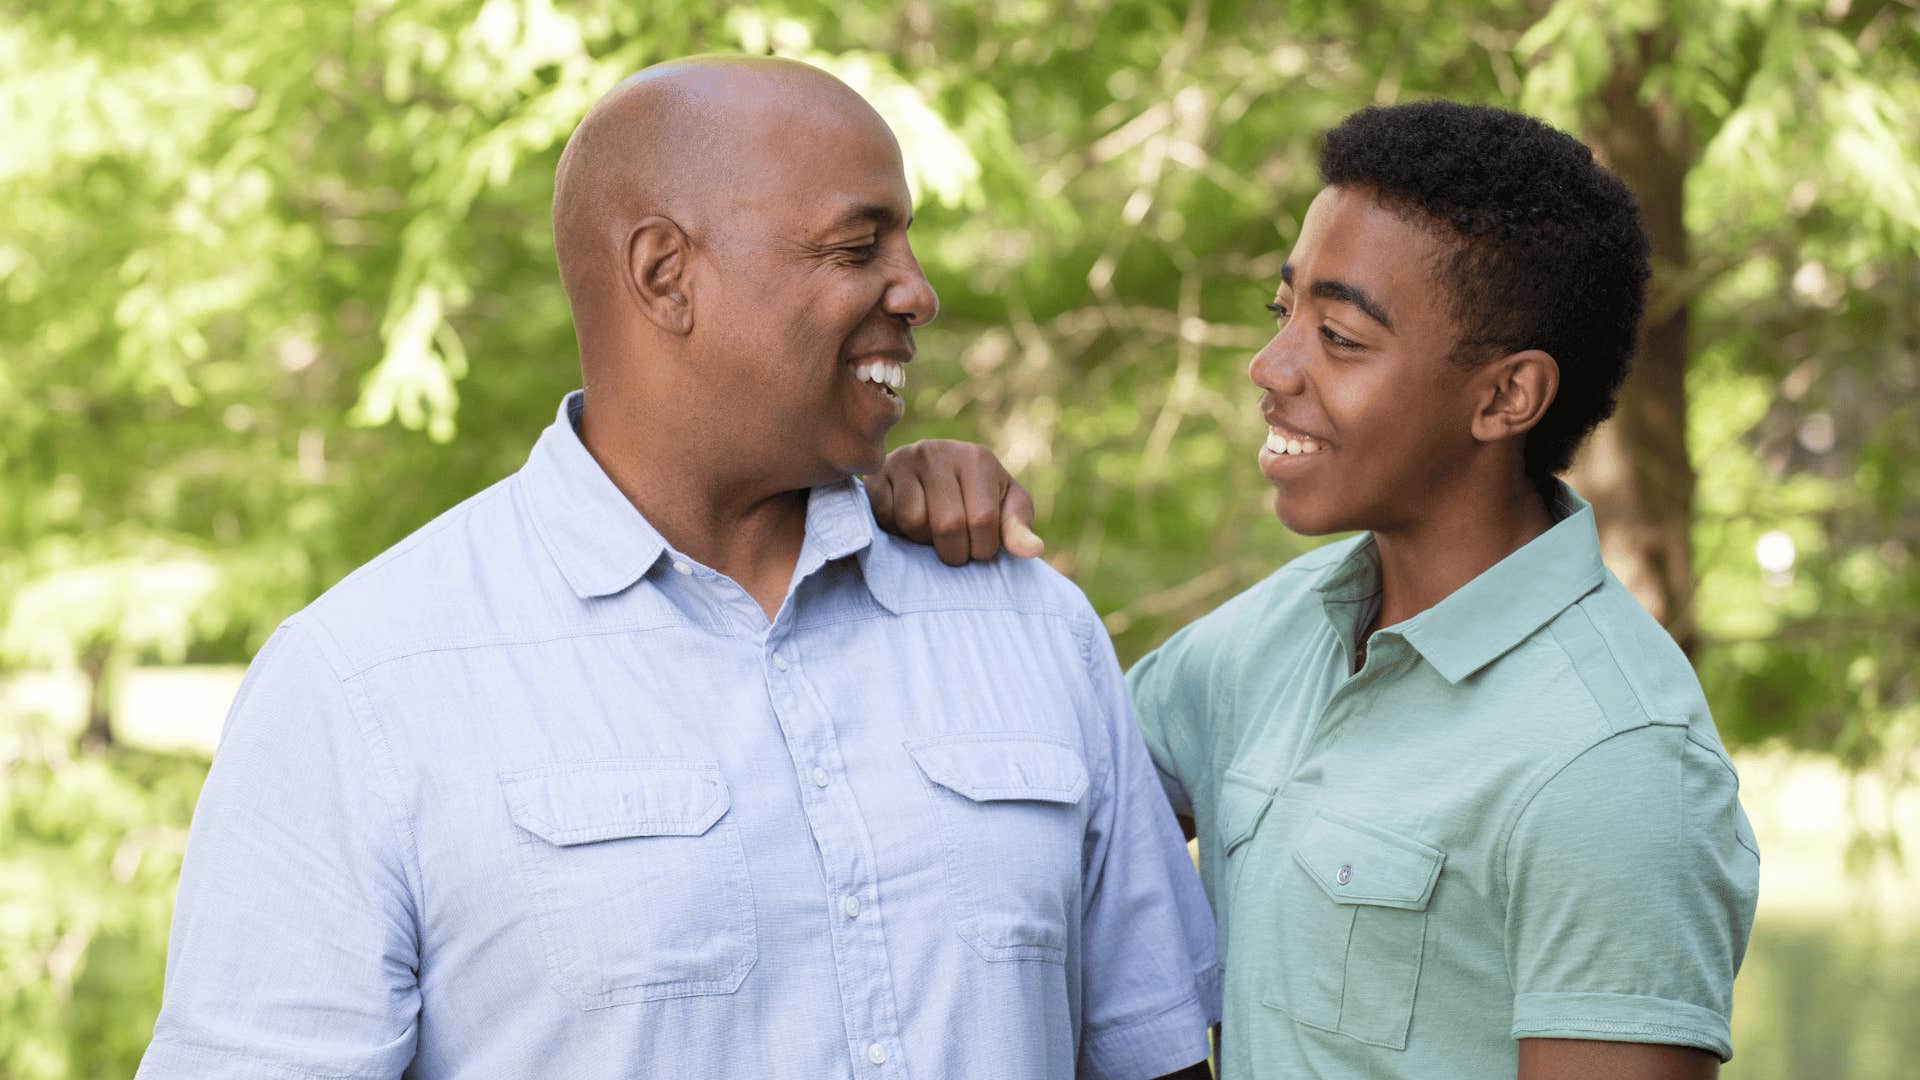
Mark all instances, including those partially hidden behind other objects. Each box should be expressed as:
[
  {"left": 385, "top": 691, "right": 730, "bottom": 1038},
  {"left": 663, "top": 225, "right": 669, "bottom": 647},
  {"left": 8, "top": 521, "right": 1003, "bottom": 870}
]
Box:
[
  {"left": 1263, "top": 808, "right": 1445, "bottom": 1051},
  {"left": 500, "top": 761, "right": 757, "bottom": 1009},
  {"left": 906, "top": 733, "right": 1090, "bottom": 964}
]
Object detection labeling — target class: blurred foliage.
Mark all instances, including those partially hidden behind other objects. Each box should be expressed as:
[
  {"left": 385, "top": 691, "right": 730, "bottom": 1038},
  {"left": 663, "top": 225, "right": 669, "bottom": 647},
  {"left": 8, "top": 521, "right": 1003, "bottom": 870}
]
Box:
[
  {"left": 1, "top": 0, "right": 1917, "bottom": 1076},
  {"left": 1, "top": 717, "right": 201, "bottom": 1079}
]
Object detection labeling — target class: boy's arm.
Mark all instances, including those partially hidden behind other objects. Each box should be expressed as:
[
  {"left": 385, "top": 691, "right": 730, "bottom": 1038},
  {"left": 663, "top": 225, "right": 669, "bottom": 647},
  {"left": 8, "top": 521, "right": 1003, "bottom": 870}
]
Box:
[{"left": 1518, "top": 1038, "right": 1717, "bottom": 1079}]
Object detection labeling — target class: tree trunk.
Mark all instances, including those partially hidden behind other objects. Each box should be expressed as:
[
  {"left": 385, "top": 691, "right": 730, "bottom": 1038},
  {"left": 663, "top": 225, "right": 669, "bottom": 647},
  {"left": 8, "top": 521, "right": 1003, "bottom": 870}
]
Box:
[
  {"left": 79, "top": 642, "right": 116, "bottom": 750},
  {"left": 1573, "top": 30, "right": 1699, "bottom": 656}
]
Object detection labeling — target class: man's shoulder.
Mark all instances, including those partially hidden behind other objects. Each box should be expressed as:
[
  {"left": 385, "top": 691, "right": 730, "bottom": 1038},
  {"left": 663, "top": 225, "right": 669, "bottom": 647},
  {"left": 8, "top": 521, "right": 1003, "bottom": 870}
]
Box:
[
  {"left": 294, "top": 474, "right": 553, "bottom": 677},
  {"left": 864, "top": 527, "right": 1096, "bottom": 631}
]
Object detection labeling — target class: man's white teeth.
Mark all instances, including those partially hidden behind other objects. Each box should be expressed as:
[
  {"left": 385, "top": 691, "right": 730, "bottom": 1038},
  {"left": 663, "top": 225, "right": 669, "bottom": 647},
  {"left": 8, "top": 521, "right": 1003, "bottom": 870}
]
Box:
[
  {"left": 854, "top": 360, "right": 906, "bottom": 391},
  {"left": 1265, "top": 428, "right": 1328, "bottom": 456}
]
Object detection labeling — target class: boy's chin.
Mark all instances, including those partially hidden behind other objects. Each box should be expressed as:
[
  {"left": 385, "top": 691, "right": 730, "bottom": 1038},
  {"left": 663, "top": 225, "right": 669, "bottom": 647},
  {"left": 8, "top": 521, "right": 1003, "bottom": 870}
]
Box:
[{"left": 1271, "top": 495, "right": 1352, "bottom": 538}]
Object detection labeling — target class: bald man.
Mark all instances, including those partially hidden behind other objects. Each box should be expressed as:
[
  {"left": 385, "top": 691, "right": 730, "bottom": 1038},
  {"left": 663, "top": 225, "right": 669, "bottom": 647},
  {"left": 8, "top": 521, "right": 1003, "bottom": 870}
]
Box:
[{"left": 137, "top": 57, "right": 1219, "bottom": 1080}]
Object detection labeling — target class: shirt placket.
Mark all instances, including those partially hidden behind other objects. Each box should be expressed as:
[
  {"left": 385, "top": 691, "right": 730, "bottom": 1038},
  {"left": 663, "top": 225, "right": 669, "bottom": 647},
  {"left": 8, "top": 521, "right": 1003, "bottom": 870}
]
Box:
[{"left": 759, "top": 612, "right": 910, "bottom": 1080}]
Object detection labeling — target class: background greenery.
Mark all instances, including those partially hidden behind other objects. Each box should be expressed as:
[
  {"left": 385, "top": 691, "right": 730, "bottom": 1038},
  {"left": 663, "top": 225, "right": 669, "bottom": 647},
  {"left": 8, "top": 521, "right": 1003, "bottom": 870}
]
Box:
[{"left": 2, "top": 0, "right": 1915, "bottom": 1076}]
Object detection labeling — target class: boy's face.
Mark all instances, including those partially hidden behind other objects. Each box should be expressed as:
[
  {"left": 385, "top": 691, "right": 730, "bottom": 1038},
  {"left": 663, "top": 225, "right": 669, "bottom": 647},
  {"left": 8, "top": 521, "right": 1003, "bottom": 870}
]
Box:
[{"left": 1249, "top": 184, "right": 1492, "bottom": 536}]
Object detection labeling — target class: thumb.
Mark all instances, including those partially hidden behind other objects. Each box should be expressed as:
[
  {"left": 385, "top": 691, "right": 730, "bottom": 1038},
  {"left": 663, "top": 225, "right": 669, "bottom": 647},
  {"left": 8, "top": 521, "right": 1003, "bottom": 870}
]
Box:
[{"left": 999, "top": 483, "right": 1044, "bottom": 558}]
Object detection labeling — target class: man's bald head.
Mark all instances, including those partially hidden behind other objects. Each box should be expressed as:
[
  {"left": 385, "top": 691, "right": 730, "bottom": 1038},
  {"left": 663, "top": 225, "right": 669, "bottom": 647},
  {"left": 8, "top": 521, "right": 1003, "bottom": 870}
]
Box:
[
  {"left": 552, "top": 56, "right": 895, "bottom": 318},
  {"left": 554, "top": 55, "right": 936, "bottom": 490}
]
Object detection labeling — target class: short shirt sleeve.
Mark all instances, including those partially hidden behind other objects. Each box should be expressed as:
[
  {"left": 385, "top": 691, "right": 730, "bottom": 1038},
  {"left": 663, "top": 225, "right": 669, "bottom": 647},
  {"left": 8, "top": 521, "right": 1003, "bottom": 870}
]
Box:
[
  {"left": 137, "top": 621, "right": 422, "bottom": 1079},
  {"left": 1126, "top": 619, "right": 1217, "bottom": 819},
  {"left": 1504, "top": 723, "right": 1761, "bottom": 1061},
  {"left": 1073, "top": 601, "right": 1221, "bottom": 1079}
]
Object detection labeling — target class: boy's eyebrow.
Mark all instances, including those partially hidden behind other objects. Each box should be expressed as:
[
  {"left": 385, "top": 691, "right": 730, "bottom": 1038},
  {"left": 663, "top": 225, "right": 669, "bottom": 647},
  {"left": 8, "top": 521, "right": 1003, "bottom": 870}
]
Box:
[{"left": 1279, "top": 262, "right": 1395, "bottom": 332}]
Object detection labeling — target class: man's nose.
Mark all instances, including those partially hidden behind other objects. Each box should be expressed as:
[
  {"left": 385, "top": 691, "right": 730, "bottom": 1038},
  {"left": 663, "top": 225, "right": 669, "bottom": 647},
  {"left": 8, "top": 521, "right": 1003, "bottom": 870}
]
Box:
[
  {"left": 885, "top": 248, "right": 939, "bottom": 327},
  {"left": 1248, "top": 326, "right": 1306, "bottom": 396}
]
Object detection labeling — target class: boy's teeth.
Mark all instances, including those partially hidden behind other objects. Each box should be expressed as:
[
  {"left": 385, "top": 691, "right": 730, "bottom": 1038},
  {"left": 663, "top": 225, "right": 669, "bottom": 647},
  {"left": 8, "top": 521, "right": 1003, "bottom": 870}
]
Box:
[{"left": 1266, "top": 427, "right": 1326, "bottom": 456}]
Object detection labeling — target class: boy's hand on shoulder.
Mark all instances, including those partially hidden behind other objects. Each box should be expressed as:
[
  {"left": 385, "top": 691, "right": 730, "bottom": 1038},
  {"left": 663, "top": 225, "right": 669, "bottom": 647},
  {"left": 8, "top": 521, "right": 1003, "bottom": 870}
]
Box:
[{"left": 870, "top": 439, "right": 1043, "bottom": 566}]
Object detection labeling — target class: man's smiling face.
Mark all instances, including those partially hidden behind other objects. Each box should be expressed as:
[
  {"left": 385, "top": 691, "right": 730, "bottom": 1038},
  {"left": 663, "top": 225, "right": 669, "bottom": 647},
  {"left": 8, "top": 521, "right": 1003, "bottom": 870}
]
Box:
[
  {"left": 690, "top": 94, "right": 938, "bottom": 486},
  {"left": 1249, "top": 184, "right": 1491, "bottom": 537}
]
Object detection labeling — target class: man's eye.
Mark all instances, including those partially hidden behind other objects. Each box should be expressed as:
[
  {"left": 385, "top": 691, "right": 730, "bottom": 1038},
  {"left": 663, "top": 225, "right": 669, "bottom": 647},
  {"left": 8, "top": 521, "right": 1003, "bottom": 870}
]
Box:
[
  {"left": 1265, "top": 302, "right": 1290, "bottom": 322},
  {"left": 842, "top": 243, "right": 880, "bottom": 263}
]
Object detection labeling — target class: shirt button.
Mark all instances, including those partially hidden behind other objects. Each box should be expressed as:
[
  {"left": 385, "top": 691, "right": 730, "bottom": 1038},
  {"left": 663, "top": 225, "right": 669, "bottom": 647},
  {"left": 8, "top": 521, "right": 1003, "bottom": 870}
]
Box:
[
  {"left": 811, "top": 767, "right": 830, "bottom": 788},
  {"left": 773, "top": 652, "right": 789, "bottom": 671},
  {"left": 1336, "top": 864, "right": 1353, "bottom": 886},
  {"left": 866, "top": 1043, "right": 887, "bottom": 1065},
  {"left": 842, "top": 895, "right": 861, "bottom": 919},
  {"left": 672, "top": 560, "right": 692, "bottom": 575}
]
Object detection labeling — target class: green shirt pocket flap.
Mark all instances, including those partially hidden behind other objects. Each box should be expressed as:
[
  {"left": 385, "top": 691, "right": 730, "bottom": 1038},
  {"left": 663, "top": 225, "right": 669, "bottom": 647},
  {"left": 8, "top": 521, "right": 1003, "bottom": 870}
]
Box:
[
  {"left": 1217, "top": 770, "right": 1276, "bottom": 856},
  {"left": 906, "top": 734, "right": 1089, "bottom": 804},
  {"left": 501, "top": 760, "right": 731, "bottom": 846},
  {"left": 1292, "top": 809, "right": 1445, "bottom": 910}
]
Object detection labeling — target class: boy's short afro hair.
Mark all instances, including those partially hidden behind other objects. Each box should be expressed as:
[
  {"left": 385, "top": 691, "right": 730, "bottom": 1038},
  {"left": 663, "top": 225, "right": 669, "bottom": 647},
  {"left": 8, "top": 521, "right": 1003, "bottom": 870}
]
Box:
[{"left": 1319, "top": 101, "right": 1650, "bottom": 483}]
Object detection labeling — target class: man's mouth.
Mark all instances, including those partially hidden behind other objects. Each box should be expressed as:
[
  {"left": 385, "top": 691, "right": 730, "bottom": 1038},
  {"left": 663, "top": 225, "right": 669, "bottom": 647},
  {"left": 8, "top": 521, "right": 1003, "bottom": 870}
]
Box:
[
  {"left": 1264, "top": 421, "right": 1330, "bottom": 457},
  {"left": 851, "top": 357, "right": 906, "bottom": 400}
]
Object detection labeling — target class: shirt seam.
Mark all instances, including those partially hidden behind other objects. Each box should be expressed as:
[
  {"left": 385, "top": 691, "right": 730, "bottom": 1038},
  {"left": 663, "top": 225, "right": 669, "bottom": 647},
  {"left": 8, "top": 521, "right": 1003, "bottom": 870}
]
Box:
[
  {"left": 1069, "top": 603, "right": 1120, "bottom": 809},
  {"left": 1495, "top": 721, "right": 1695, "bottom": 1001},
  {"left": 322, "top": 481, "right": 517, "bottom": 659},
  {"left": 1512, "top": 1018, "right": 1727, "bottom": 1040},
  {"left": 1495, "top": 607, "right": 1653, "bottom": 911},
  {"left": 1081, "top": 987, "right": 1205, "bottom": 1041},
  {"left": 332, "top": 619, "right": 721, "bottom": 680},
  {"left": 291, "top": 616, "right": 430, "bottom": 941},
  {"left": 147, "top": 1032, "right": 364, "bottom": 1079},
  {"left": 1686, "top": 732, "right": 1763, "bottom": 862},
  {"left": 1493, "top": 730, "right": 1633, "bottom": 989}
]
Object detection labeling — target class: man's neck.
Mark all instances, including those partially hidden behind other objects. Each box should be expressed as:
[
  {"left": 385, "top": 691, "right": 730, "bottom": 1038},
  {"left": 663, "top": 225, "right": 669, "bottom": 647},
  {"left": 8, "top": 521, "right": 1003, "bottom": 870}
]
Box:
[
  {"left": 1365, "top": 471, "right": 1556, "bottom": 645},
  {"left": 578, "top": 393, "right": 809, "bottom": 621}
]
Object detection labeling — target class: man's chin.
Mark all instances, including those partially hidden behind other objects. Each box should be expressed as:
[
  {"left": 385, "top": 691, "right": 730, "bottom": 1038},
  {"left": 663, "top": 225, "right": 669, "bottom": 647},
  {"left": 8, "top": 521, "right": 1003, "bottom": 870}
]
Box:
[{"left": 823, "top": 437, "right": 889, "bottom": 483}]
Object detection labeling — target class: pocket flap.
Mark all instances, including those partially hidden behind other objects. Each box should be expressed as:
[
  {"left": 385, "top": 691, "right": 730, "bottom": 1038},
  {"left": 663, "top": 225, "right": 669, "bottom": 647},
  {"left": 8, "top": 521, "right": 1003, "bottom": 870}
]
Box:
[
  {"left": 1292, "top": 808, "right": 1444, "bottom": 910},
  {"left": 501, "top": 760, "right": 730, "bottom": 846},
  {"left": 1217, "top": 770, "right": 1276, "bottom": 856},
  {"left": 906, "top": 734, "right": 1089, "bottom": 804}
]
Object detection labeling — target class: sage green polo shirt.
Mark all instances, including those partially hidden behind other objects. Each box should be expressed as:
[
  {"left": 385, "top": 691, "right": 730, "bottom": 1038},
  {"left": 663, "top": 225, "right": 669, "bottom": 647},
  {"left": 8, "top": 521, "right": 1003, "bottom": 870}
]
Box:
[{"left": 1129, "top": 484, "right": 1760, "bottom": 1079}]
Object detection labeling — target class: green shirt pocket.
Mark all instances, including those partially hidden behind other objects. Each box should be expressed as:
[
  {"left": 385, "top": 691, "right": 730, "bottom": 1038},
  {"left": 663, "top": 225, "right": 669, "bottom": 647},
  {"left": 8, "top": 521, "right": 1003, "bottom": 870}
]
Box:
[{"left": 1264, "top": 807, "right": 1446, "bottom": 1050}]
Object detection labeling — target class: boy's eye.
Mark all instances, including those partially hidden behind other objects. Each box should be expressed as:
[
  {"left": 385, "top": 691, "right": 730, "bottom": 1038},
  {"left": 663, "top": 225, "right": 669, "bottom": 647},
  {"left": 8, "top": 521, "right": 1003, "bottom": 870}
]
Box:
[
  {"left": 1321, "top": 326, "right": 1359, "bottom": 349},
  {"left": 1265, "top": 301, "right": 1290, "bottom": 321}
]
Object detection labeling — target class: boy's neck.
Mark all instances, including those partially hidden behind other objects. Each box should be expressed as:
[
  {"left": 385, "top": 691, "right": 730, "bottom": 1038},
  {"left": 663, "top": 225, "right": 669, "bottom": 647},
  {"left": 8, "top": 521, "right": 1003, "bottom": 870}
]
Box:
[{"left": 1365, "top": 473, "right": 1556, "bottom": 641}]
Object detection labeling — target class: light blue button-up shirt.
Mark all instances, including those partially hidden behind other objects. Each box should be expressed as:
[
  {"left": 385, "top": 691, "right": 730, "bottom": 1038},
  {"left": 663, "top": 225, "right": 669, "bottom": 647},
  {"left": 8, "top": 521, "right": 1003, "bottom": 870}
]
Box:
[{"left": 139, "top": 392, "right": 1220, "bottom": 1080}]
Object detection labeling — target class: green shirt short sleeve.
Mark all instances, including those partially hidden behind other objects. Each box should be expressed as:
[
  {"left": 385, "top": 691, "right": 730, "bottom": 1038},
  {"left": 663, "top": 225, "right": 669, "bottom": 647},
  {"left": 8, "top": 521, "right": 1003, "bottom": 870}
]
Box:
[
  {"left": 1128, "top": 624, "right": 1214, "bottom": 819},
  {"left": 1504, "top": 724, "right": 1761, "bottom": 1061}
]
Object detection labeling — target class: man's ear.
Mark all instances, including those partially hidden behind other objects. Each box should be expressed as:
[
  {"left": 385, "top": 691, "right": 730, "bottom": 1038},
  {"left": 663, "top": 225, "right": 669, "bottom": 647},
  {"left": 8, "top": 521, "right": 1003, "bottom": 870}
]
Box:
[
  {"left": 623, "top": 216, "right": 694, "bottom": 336},
  {"left": 1470, "top": 348, "right": 1559, "bottom": 444}
]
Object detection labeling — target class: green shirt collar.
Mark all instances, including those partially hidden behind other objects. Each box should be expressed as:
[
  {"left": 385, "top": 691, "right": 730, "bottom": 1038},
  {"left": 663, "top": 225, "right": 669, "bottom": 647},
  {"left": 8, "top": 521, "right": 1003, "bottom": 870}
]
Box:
[{"left": 1316, "top": 482, "right": 1607, "bottom": 684}]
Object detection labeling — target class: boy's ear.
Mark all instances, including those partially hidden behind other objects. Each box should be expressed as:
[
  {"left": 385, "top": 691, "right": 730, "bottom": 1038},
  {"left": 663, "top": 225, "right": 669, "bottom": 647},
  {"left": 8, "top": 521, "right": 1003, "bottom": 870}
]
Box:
[
  {"left": 624, "top": 215, "right": 694, "bottom": 336},
  {"left": 1471, "top": 349, "right": 1559, "bottom": 444}
]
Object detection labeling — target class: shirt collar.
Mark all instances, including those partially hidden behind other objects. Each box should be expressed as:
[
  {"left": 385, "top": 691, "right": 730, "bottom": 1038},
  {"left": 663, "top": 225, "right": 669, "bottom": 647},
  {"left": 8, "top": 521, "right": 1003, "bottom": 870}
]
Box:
[
  {"left": 1317, "top": 481, "right": 1607, "bottom": 684},
  {"left": 521, "top": 391, "right": 900, "bottom": 608}
]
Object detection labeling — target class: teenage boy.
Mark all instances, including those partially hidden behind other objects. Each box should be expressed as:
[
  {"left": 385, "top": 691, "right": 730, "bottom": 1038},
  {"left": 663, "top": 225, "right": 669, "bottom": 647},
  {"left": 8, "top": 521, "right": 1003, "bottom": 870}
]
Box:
[{"left": 872, "top": 102, "right": 1759, "bottom": 1079}]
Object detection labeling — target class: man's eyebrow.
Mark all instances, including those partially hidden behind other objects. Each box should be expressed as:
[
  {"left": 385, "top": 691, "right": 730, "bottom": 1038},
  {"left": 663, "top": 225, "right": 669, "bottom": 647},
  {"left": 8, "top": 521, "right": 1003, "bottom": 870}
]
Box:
[{"left": 821, "top": 203, "right": 905, "bottom": 235}]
